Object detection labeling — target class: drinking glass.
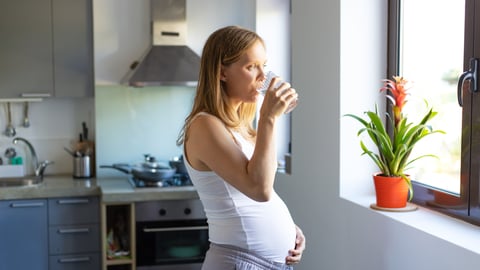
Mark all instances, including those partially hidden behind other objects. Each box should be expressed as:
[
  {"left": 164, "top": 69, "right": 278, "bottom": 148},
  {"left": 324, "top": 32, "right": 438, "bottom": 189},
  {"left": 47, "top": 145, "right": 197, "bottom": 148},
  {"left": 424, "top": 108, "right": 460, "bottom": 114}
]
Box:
[{"left": 258, "top": 71, "right": 298, "bottom": 114}]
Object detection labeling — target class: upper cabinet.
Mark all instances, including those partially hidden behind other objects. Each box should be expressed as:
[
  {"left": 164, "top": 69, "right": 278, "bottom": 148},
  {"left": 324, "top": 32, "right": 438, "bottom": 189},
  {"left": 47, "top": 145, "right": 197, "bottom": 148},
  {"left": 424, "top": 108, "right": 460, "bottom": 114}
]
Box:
[
  {"left": 0, "top": 0, "right": 94, "bottom": 98},
  {"left": 52, "top": 0, "right": 94, "bottom": 98}
]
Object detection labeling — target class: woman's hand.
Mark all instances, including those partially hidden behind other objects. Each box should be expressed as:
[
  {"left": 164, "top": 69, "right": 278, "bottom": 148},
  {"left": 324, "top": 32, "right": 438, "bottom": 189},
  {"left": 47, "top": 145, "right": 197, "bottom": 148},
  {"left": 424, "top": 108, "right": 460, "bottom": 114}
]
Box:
[
  {"left": 260, "top": 76, "right": 298, "bottom": 117},
  {"left": 286, "top": 225, "right": 306, "bottom": 265}
]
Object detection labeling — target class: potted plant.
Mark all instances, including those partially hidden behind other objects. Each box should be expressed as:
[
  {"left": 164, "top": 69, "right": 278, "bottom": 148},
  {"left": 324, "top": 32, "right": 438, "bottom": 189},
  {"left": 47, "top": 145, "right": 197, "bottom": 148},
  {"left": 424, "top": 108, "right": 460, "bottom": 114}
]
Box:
[{"left": 345, "top": 76, "right": 444, "bottom": 209}]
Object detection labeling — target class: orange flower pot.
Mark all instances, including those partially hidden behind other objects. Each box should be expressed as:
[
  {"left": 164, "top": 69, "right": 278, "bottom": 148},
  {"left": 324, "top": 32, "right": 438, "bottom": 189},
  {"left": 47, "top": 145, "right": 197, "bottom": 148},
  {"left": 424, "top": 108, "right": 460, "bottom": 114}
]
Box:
[{"left": 373, "top": 173, "right": 408, "bottom": 208}]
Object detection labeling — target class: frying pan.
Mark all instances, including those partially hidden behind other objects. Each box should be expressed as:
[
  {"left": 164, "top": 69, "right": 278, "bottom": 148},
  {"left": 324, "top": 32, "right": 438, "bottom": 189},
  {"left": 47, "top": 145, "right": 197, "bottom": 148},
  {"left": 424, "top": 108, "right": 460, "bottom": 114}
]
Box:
[{"left": 100, "top": 163, "right": 176, "bottom": 182}]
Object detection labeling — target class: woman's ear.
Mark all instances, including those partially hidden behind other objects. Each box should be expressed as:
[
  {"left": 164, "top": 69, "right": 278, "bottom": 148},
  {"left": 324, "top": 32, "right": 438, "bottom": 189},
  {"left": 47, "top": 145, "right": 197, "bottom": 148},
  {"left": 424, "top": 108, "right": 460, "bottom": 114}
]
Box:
[{"left": 220, "top": 66, "right": 227, "bottom": 82}]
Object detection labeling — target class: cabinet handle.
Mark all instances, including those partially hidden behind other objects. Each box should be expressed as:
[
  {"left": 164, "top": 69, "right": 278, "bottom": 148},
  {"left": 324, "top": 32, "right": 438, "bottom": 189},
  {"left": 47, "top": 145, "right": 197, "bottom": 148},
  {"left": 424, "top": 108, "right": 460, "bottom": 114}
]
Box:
[
  {"left": 143, "top": 225, "right": 208, "bottom": 233},
  {"left": 58, "top": 257, "right": 91, "bottom": 263},
  {"left": 58, "top": 228, "right": 90, "bottom": 234},
  {"left": 57, "top": 198, "right": 90, "bottom": 205},
  {"left": 10, "top": 202, "right": 44, "bottom": 208},
  {"left": 21, "top": 93, "right": 52, "bottom": 98}
]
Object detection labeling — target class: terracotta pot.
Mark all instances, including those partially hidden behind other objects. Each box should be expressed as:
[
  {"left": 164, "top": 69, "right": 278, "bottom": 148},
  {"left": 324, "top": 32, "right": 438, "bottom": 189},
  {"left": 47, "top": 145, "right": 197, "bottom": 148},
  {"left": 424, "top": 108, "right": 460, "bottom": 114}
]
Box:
[{"left": 373, "top": 173, "right": 408, "bottom": 208}]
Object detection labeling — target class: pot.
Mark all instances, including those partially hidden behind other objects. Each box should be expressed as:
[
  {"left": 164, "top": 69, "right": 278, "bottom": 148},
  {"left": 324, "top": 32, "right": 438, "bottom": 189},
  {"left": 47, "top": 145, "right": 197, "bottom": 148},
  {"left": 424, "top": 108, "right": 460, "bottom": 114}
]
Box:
[
  {"left": 373, "top": 173, "right": 408, "bottom": 208},
  {"left": 169, "top": 155, "right": 187, "bottom": 175},
  {"left": 100, "top": 163, "right": 176, "bottom": 182}
]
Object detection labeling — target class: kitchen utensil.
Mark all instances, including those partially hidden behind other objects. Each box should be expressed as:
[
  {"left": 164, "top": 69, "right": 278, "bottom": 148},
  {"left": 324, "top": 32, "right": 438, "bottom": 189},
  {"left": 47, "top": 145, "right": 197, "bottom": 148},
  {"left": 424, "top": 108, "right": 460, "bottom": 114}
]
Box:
[
  {"left": 63, "top": 147, "right": 78, "bottom": 157},
  {"left": 169, "top": 155, "right": 188, "bottom": 175},
  {"left": 4, "top": 102, "right": 16, "bottom": 137},
  {"left": 100, "top": 163, "right": 176, "bottom": 183},
  {"left": 22, "top": 102, "right": 30, "bottom": 128},
  {"left": 82, "top": 121, "right": 88, "bottom": 141},
  {"left": 73, "top": 156, "right": 91, "bottom": 178}
]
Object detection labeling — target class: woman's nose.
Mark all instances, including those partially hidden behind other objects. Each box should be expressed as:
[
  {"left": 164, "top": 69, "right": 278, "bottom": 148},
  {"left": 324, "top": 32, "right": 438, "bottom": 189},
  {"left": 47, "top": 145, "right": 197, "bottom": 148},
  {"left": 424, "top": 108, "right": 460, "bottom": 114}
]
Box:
[{"left": 259, "top": 70, "right": 267, "bottom": 80}]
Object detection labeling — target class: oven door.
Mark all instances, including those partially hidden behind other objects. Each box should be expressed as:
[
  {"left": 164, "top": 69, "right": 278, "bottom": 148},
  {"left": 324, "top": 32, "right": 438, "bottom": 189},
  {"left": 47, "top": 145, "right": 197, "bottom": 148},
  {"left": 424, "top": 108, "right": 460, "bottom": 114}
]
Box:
[{"left": 136, "top": 219, "right": 209, "bottom": 270}]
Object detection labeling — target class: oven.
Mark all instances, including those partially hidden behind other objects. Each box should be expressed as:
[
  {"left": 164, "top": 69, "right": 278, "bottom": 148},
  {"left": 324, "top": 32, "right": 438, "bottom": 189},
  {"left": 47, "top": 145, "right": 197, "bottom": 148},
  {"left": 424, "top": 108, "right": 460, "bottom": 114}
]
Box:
[{"left": 135, "top": 199, "right": 209, "bottom": 270}]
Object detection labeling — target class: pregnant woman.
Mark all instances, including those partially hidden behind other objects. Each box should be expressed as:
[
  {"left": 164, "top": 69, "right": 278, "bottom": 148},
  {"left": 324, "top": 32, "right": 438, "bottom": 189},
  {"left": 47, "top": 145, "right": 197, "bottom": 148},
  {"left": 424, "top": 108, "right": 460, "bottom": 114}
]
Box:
[{"left": 177, "top": 25, "right": 305, "bottom": 270}]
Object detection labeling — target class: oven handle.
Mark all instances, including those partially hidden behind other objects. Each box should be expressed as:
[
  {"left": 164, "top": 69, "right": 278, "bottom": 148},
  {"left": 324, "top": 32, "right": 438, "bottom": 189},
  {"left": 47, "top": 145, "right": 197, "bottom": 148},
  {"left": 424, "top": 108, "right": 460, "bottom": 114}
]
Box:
[{"left": 143, "top": 225, "right": 208, "bottom": 233}]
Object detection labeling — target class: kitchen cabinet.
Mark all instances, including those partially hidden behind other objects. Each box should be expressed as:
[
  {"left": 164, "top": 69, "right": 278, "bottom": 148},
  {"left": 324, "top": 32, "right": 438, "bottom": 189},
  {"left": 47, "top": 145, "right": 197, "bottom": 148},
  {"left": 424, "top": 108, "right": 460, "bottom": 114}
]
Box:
[
  {"left": 48, "top": 196, "right": 101, "bottom": 270},
  {"left": 101, "top": 203, "right": 136, "bottom": 270},
  {"left": 0, "top": 199, "right": 48, "bottom": 270},
  {"left": 0, "top": 0, "right": 94, "bottom": 98}
]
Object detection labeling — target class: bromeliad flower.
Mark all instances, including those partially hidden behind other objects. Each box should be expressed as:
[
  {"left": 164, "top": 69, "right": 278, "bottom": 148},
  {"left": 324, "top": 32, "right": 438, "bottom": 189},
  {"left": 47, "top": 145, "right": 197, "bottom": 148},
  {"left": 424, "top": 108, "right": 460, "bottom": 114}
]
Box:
[{"left": 380, "top": 76, "right": 411, "bottom": 126}]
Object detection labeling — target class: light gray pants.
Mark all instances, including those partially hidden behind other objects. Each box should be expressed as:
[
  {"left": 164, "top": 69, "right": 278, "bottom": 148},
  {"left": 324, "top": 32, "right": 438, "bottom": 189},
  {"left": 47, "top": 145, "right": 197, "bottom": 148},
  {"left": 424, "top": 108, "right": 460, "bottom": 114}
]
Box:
[{"left": 201, "top": 243, "right": 294, "bottom": 270}]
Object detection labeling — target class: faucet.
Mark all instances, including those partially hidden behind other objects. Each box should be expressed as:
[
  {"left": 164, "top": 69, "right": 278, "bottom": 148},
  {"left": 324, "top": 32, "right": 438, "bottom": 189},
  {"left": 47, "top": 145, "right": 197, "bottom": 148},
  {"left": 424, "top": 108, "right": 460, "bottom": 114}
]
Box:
[{"left": 12, "top": 137, "right": 53, "bottom": 177}]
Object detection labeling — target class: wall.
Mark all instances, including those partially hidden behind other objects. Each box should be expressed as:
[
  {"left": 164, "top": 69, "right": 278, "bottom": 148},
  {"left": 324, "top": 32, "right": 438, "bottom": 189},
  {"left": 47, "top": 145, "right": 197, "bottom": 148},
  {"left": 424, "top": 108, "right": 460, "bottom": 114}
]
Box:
[
  {"left": 278, "top": 0, "right": 480, "bottom": 269},
  {"left": 0, "top": 98, "right": 94, "bottom": 176}
]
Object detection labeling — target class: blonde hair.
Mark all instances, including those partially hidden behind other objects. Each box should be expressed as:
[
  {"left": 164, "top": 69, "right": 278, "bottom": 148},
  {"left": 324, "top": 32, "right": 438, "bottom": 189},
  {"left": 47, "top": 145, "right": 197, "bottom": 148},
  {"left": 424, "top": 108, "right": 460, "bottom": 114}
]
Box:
[{"left": 177, "top": 26, "right": 265, "bottom": 146}]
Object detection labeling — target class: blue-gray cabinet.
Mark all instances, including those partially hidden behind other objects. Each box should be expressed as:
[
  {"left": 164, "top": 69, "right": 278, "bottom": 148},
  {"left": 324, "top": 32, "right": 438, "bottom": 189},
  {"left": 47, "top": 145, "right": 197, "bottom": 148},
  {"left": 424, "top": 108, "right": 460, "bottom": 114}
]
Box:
[
  {"left": 48, "top": 196, "right": 101, "bottom": 270},
  {"left": 0, "top": 0, "right": 93, "bottom": 98},
  {"left": 0, "top": 199, "right": 48, "bottom": 270}
]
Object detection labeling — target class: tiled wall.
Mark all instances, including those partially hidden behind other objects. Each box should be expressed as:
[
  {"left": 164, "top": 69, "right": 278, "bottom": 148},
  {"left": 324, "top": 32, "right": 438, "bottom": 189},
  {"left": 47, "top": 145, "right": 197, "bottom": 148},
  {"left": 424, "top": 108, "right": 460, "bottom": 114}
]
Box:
[
  {"left": 94, "top": 85, "right": 195, "bottom": 178},
  {"left": 0, "top": 98, "right": 94, "bottom": 176}
]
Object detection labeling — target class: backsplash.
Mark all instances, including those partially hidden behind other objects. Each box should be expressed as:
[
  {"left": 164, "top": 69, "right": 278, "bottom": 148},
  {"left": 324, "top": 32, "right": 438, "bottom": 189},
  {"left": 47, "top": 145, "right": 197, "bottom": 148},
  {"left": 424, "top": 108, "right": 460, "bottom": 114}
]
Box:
[
  {"left": 0, "top": 98, "right": 94, "bottom": 176},
  {"left": 95, "top": 85, "right": 195, "bottom": 178}
]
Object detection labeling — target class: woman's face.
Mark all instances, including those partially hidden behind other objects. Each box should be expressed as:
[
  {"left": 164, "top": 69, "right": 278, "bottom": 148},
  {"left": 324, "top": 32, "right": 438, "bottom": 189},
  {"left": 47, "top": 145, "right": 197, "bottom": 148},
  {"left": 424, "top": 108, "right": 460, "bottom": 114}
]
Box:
[{"left": 221, "top": 40, "right": 267, "bottom": 105}]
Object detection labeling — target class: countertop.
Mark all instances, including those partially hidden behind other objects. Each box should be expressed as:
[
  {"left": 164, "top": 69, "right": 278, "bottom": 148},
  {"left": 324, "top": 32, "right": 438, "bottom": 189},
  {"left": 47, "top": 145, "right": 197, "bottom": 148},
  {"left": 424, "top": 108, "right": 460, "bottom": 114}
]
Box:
[{"left": 0, "top": 175, "right": 199, "bottom": 203}]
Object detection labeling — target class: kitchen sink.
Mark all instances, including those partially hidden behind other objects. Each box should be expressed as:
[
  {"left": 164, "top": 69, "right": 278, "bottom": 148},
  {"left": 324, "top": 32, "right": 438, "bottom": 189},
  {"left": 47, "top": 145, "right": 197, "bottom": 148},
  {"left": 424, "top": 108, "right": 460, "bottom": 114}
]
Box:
[{"left": 0, "top": 176, "right": 42, "bottom": 187}]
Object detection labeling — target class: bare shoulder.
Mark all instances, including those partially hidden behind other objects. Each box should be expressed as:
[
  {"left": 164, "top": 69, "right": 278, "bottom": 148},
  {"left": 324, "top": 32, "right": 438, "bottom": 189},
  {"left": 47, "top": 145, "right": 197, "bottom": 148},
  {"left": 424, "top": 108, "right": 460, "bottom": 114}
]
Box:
[
  {"left": 188, "top": 113, "right": 226, "bottom": 137},
  {"left": 185, "top": 113, "right": 235, "bottom": 170}
]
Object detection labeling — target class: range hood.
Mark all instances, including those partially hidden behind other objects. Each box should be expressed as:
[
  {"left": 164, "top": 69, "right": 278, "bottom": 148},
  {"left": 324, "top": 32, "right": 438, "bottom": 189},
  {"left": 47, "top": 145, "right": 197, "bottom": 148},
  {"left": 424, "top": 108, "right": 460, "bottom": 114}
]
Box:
[{"left": 124, "top": 0, "right": 200, "bottom": 87}]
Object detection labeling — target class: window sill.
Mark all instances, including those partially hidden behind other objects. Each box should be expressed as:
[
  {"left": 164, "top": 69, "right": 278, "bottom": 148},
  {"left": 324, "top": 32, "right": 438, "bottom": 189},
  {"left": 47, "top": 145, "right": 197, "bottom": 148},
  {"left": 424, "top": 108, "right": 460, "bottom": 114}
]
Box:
[{"left": 341, "top": 193, "right": 480, "bottom": 255}]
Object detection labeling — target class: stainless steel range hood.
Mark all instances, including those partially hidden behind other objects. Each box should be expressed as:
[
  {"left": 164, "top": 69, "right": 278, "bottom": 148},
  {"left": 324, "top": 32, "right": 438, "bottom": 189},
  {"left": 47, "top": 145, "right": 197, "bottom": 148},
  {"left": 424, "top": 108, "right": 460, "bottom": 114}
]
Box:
[{"left": 124, "top": 0, "right": 200, "bottom": 87}]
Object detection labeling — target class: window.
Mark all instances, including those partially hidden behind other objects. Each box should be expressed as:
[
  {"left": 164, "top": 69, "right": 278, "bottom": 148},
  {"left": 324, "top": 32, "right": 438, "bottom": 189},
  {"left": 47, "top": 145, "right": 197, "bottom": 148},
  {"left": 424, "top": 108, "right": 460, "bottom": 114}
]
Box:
[
  {"left": 256, "top": 0, "right": 292, "bottom": 172},
  {"left": 389, "top": 0, "right": 480, "bottom": 225}
]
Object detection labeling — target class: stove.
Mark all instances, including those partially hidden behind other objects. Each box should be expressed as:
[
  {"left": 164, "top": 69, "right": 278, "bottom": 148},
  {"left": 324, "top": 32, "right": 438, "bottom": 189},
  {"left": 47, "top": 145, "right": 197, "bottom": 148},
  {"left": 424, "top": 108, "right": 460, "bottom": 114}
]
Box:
[{"left": 128, "top": 173, "right": 192, "bottom": 188}]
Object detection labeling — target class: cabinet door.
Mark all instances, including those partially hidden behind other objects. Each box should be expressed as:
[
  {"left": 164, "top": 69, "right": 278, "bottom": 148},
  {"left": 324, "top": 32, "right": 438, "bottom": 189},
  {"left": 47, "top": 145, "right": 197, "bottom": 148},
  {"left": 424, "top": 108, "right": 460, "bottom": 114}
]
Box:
[
  {"left": 52, "top": 0, "right": 94, "bottom": 98},
  {"left": 0, "top": 199, "right": 48, "bottom": 270},
  {"left": 0, "top": 0, "right": 54, "bottom": 98},
  {"left": 49, "top": 224, "right": 100, "bottom": 254},
  {"left": 49, "top": 253, "right": 100, "bottom": 270},
  {"left": 49, "top": 196, "right": 99, "bottom": 225}
]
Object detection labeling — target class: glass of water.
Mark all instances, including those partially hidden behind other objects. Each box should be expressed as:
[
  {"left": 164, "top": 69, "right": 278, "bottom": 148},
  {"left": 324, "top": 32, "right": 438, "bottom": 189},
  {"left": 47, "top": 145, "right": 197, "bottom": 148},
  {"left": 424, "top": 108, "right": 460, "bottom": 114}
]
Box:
[{"left": 258, "top": 71, "right": 298, "bottom": 114}]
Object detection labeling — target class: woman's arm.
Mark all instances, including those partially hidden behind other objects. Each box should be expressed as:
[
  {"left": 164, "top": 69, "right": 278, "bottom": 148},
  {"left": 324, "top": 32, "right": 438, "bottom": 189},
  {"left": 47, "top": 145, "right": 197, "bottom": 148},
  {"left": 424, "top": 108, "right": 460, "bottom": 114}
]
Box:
[{"left": 185, "top": 113, "right": 277, "bottom": 202}]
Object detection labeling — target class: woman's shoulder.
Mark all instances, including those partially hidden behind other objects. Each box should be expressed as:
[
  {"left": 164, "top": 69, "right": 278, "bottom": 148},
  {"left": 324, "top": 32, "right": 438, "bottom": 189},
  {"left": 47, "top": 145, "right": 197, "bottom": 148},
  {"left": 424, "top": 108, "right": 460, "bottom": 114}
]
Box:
[{"left": 190, "top": 112, "right": 223, "bottom": 127}]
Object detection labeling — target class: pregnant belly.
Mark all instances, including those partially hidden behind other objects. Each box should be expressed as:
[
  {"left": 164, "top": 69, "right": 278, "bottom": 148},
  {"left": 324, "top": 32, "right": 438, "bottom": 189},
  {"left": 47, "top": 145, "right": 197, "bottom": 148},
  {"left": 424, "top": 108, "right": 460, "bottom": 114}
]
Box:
[
  {"left": 239, "top": 196, "right": 297, "bottom": 262},
  {"left": 249, "top": 218, "right": 296, "bottom": 262}
]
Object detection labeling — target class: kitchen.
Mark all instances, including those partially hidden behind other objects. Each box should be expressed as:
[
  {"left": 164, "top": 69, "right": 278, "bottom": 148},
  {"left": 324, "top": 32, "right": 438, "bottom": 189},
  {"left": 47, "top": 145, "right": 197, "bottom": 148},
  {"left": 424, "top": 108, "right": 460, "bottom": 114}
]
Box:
[
  {"left": 1, "top": 1, "right": 480, "bottom": 270},
  {"left": 1, "top": 0, "right": 291, "bottom": 270}
]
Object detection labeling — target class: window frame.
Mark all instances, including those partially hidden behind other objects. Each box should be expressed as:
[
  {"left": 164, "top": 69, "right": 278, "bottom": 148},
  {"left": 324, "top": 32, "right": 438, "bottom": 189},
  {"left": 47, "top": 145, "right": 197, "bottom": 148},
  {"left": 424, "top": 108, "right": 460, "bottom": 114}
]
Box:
[{"left": 387, "top": 0, "right": 480, "bottom": 226}]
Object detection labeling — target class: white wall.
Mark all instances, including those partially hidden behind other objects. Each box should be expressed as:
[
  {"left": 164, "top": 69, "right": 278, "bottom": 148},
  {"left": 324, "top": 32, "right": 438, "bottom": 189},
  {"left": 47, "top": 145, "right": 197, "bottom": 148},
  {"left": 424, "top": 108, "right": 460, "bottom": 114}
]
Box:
[
  {"left": 277, "top": 0, "right": 480, "bottom": 269},
  {"left": 0, "top": 98, "right": 94, "bottom": 176}
]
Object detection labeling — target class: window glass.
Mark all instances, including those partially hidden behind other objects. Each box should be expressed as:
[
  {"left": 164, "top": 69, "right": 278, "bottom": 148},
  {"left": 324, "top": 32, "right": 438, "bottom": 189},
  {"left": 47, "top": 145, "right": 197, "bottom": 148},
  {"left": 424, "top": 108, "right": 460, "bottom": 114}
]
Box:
[{"left": 399, "top": 0, "right": 464, "bottom": 194}]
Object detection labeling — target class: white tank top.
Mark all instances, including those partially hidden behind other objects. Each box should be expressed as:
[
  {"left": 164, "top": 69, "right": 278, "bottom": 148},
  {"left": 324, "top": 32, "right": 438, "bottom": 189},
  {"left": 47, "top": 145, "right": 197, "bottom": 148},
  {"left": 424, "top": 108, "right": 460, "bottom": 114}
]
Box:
[{"left": 184, "top": 115, "right": 296, "bottom": 262}]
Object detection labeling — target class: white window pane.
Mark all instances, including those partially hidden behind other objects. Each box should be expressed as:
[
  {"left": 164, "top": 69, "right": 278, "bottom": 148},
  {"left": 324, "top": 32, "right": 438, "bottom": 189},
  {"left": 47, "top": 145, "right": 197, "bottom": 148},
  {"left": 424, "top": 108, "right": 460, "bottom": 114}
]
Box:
[{"left": 400, "top": 0, "right": 464, "bottom": 193}]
